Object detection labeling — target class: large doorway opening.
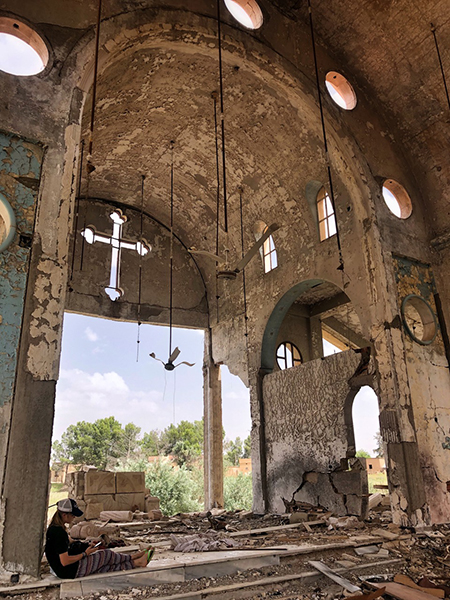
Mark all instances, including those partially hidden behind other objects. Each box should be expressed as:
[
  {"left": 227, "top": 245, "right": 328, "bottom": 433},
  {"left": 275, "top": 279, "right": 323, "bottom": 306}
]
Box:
[{"left": 351, "top": 386, "right": 386, "bottom": 494}]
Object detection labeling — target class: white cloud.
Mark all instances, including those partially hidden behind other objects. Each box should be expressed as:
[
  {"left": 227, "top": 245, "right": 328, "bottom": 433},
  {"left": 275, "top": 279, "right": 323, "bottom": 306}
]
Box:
[
  {"left": 85, "top": 327, "right": 99, "bottom": 342},
  {"left": 54, "top": 369, "right": 163, "bottom": 440}
]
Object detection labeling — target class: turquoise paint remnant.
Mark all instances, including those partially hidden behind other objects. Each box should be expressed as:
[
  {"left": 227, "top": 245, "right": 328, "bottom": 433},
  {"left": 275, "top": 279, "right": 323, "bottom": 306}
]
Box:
[
  {"left": 0, "top": 131, "right": 43, "bottom": 407},
  {"left": 442, "top": 437, "right": 450, "bottom": 450},
  {"left": 392, "top": 255, "right": 437, "bottom": 302}
]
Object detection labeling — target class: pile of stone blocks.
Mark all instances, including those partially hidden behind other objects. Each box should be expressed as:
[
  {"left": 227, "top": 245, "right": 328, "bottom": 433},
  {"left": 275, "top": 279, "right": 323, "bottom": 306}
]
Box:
[{"left": 66, "top": 470, "right": 160, "bottom": 520}]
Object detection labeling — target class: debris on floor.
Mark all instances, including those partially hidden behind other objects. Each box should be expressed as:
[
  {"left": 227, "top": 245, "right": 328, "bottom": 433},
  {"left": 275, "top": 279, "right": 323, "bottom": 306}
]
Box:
[{"left": 3, "top": 494, "right": 450, "bottom": 600}]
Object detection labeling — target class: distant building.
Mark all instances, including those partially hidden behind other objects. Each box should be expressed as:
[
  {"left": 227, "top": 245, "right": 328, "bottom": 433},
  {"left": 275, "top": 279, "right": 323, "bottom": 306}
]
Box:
[
  {"left": 361, "top": 458, "right": 385, "bottom": 474},
  {"left": 226, "top": 458, "right": 252, "bottom": 477}
]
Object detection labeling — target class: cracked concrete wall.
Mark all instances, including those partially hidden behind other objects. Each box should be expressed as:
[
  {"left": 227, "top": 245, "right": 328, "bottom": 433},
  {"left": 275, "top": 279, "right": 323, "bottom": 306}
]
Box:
[
  {"left": 262, "top": 350, "right": 368, "bottom": 516},
  {"left": 0, "top": 131, "right": 43, "bottom": 512},
  {"left": 391, "top": 256, "right": 450, "bottom": 524}
]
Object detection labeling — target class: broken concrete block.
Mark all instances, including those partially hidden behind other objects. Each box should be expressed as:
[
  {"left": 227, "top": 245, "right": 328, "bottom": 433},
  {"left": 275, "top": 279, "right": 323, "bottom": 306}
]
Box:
[
  {"left": 84, "top": 502, "right": 103, "bottom": 520},
  {"left": 354, "top": 545, "right": 380, "bottom": 556},
  {"left": 148, "top": 509, "right": 163, "bottom": 521},
  {"left": 66, "top": 471, "right": 85, "bottom": 497},
  {"left": 85, "top": 471, "right": 115, "bottom": 495},
  {"left": 115, "top": 472, "right": 145, "bottom": 493},
  {"left": 345, "top": 495, "right": 363, "bottom": 516},
  {"left": 145, "top": 495, "right": 160, "bottom": 512},
  {"left": 368, "top": 493, "right": 384, "bottom": 510},
  {"left": 331, "top": 471, "right": 364, "bottom": 495},
  {"left": 115, "top": 492, "right": 145, "bottom": 511},
  {"left": 84, "top": 494, "right": 116, "bottom": 511},
  {"left": 289, "top": 512, "right": 308, "bottom": 523},
  {"left": 100, "top": 510, "right": 133, "bottom": 522}
]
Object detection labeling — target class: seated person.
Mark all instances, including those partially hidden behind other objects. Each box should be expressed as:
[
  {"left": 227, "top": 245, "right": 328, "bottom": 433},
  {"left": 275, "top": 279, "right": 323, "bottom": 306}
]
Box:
[{"left": 45, "top": 498, "right": 153, "bottom": 578}]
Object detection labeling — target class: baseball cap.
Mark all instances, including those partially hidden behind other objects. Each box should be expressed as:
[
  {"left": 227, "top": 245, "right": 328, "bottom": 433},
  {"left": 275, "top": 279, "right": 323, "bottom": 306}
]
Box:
[{"left": 57, "top": 498, "right": 83, "bottom": 517}]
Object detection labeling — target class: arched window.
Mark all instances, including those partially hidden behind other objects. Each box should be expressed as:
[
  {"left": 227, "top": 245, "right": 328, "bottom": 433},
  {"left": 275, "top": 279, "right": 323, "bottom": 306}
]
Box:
[
  {"left": 254, "top": 221, "right": 278, "bottom": 274},
  {"left": 263, "top": 227, "right": 278, "bottom": 273},
  {"left": 317, "top": 187, "right": 336, "bottom": 241},
  {"left": 276, "top": 342, "right": 302, "bottom": 370}
]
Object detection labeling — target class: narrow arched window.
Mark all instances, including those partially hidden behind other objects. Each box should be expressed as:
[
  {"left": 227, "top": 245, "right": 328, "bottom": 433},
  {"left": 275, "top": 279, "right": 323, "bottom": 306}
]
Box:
[
  {"left": 254, "top": 221, "right": 278, "bottom": 274},
  {"left": 317, "top": 187, "right": 337, "bottom": 241},
  {"left": 263, "top": 227, "right": 278, "bottom": 273}
]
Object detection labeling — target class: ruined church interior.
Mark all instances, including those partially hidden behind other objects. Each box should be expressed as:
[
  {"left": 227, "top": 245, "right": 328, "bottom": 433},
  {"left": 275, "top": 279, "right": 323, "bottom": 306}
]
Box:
[{"left": 1, "top": 0, "right": 450, "bottom": 586}]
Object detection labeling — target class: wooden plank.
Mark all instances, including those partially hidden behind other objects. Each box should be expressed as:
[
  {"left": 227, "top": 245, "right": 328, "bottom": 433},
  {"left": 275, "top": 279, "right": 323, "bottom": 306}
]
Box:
[
  {"left": 373, "top": 582, "right": 441, "bottom": 599},
  {"left": 229, "top": 520, "right": 326, "bottom": 537},
  {"left": 308, "top": 560, "right": 361, "bottom": 593},
  {"left": 393, "top": 575, "right": 444, "bottom": 598}
]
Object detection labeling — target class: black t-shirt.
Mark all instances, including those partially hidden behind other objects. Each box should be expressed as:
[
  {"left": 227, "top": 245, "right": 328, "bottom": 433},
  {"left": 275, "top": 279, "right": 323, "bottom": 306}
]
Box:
[{"left": 45, "top": 525, "right": 78, "bottom": 579}]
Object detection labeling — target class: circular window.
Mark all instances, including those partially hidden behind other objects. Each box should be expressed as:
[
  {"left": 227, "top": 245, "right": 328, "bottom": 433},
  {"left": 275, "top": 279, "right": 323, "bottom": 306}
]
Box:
[
  {"left": 276, "top": 342, "right": 302, "bottom": 370},
  {"left": 224, "top": 0, "right": 263, "bottom": 29},
  {"left": 0, "top": 17, "right": 48, "bottom": 76},
  {"left": 382, "top": 179, "right": 412, "bottom": 219},
  {"left": 325, "top": 72, "right": 357, "bottom": 110},
  {"left": 0, "top": 193, "right": 16, "bottom": 252},
  {"left": 401, "top": 295, "right": 438, "bottom": 345}
]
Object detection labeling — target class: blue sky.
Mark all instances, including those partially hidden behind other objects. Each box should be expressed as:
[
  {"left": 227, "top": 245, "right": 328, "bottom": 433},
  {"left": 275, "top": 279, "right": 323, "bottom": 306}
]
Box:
[
  {"left": 55, "top": 315, "right": 380, "bottom": 455},
  {"left": 54, "top": 313, "right": 252, "bottom": 445}
]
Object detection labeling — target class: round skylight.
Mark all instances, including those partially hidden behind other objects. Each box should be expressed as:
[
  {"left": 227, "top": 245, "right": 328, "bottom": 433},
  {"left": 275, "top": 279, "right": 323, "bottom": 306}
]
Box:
[
  {"left": 382, "top": 179, "right": 412, "bottom": 219},
  {"left": 325, "top": 71, "right": 357, "bottom": 110},
  {"left": 224, "top": 0, "right": 263, "bottom": 29},
  {"left": 0, "top": 17, "right": 48, "bottom": 76}
]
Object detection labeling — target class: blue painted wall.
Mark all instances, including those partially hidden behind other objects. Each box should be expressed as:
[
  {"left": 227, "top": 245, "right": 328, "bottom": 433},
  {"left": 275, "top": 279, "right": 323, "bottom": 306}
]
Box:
[{"left": 0, "top": 131, "right": 43, "bottom": 408}]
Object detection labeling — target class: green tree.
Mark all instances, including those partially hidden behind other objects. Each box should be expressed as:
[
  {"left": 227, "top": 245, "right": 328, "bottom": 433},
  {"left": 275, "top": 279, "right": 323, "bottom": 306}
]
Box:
[
  {"left": 373, "top": 431, "right": 384, "bottom": 458},
  {"left": 225, "top": 437, "right": 243, "bottom": 466},
  {"left": 118, "top": 423, "right": 141, "bottom": 460},
  {"left": 243, "top": 434, "right": 251, "bottom": 459},
  {"left": 224, "top": 473, "right": 253, "bottom": 511},
  {"left": 140, "top": 430, "right": 164, "bottom": 456},
  {"left": 53, "top": 417, "right": 135, "bottom": 469},
  {"left": 145, "top": 459, "right": 203, "bottom": 514},
  {"left": 163, "top": 420, "right": 204, "bottom": 467},
  {"left": 356, "top": 449, "right": 371, "bottom": 458}
]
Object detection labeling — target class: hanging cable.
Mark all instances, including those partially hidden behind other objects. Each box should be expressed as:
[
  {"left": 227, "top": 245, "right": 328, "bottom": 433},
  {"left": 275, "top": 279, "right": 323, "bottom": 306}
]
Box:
[
  {"left": 136, "top": 174, "right": 145, "bottom": 362},
  {"left": 212, "top": 91, "right": 221, "bottom": 324},
  {"left": 70, "top": 139, "right": 85, "bottom": 282},
  {"left": 169, "top": 141, "right": 175, "bottom": 360},
  {"left": 308, "top": 0, "right": 344, "bottom": 271},
  {"left": 238, "top": 187, "right": 250, "bottom": 346},
  {"left": 216, "top": 0, "right": 228, "bottom": 234},
  {"left": 80, "top": 0, "right": 102, "bottom": 271},
  {"left": 430, "top": 23, "right": 450, "bottom": 112}
]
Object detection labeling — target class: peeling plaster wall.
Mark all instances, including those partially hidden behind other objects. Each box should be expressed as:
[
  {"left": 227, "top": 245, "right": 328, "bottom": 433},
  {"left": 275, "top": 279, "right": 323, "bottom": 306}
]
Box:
[
  {"left": 0, "top": 131, "right": 43, "bottom": 489},
  {"left": 262, "top": 350, "right": 368, "bottom": 516},
  {"left": 393, "top": 256, "right": 450, "bottom": 524}
]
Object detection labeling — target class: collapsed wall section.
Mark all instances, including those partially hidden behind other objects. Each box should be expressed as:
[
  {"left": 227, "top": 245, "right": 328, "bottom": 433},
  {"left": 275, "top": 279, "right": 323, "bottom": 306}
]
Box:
[{"left": 262, "top": 350, "right": 368, "bottom": 516}]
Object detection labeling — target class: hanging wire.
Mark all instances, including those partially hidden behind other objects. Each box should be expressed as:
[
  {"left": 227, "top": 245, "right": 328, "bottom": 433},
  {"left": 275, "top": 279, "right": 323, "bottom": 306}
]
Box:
[
  {"left": 307, "top": 0, "right": 344, "bottom": 272},
  {"left": 238, "top": 187, "right": 249, "bottom": 345},
  {"left": 216, "top": 0, "right": 228, "bottom": 234},
  {"left": 136, "top": 174, "right": 145, "bottom": 362},
  {"left": 70, "top": 139, "right": 85, "bottom": 282},
  {"left": 169, "top": 141, "right": 175, "bottom": 360},
  {"left": 172, "top": 368, "right": 177, "bottom": 425},
  {"left": 80, "top": 0, "right": 103, "bottom": 272},
  {"left": 212, "top": 91, "right": 221, "bottom": 324},
  {"left": 430, "top": 23, "right": 450, "bottom": 112}
]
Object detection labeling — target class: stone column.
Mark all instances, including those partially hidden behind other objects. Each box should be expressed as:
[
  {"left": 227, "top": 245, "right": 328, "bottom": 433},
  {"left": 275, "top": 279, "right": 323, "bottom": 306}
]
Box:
[{"left": 203, "top": 335, "right": 223, "bottom": 509}]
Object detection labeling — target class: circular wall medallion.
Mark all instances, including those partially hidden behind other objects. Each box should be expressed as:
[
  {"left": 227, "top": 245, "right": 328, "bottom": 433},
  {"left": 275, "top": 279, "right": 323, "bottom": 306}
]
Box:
[
  {"left": 0, "top": 193, "right": 16, "bottom": 253},
  {"left": 401, "top": 294, "right": 438, "bottom": 345}
]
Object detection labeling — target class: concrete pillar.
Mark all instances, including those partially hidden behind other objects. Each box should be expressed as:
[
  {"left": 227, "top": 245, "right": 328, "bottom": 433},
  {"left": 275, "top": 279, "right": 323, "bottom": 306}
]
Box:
[
  {"left": 309, "top": 316, "right": 324, "bottom": 360},
  {"left": 203, "top": 336, "right": 223, "bottom": 509}
]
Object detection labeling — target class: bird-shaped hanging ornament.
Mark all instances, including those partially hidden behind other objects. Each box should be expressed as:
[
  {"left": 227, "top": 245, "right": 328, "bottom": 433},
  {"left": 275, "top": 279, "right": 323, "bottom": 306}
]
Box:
[{"left": 149, "top": 142, "right": 195, "bottom": 371}]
